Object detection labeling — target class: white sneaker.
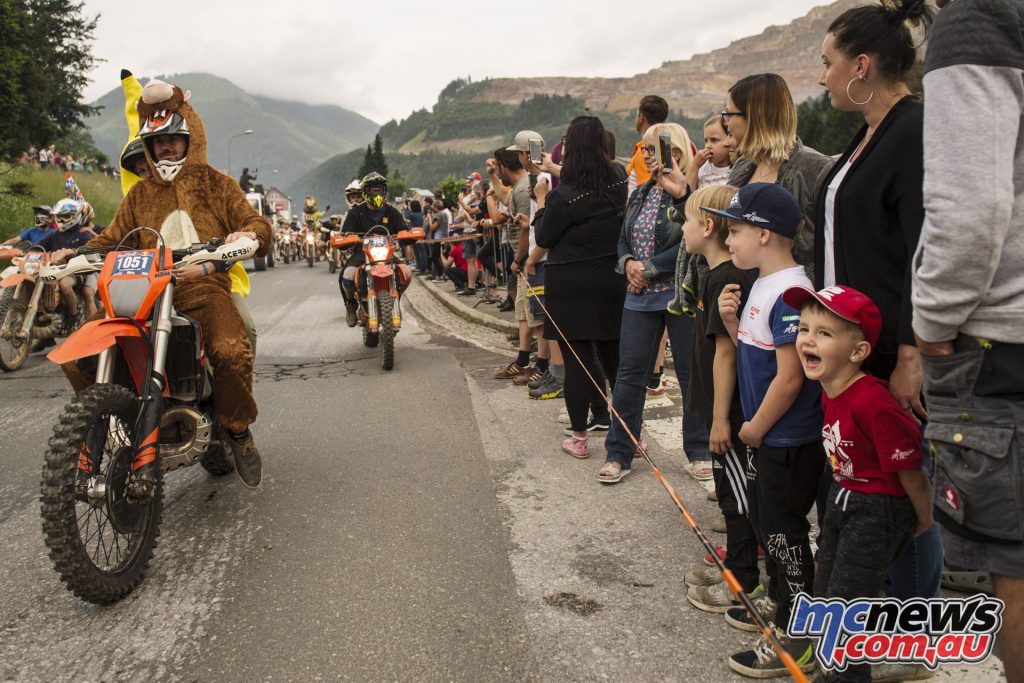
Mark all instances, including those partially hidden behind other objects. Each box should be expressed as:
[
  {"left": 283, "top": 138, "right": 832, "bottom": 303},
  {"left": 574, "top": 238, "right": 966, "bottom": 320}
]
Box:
[
  {"left": 684, "top": 566, "right": 724, "bottom": 588},
  {"left": 872, "top": 663, "right": 935, "bottom": 682}
]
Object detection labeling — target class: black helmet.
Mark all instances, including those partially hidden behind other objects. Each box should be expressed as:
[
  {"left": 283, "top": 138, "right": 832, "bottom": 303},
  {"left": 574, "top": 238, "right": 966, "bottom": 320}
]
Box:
[
  {"left": 360, "top": 172, "right": 388, "bottom": 208},
  {"left": 120, "top": 138, "right": 146, "bottom": 173}
]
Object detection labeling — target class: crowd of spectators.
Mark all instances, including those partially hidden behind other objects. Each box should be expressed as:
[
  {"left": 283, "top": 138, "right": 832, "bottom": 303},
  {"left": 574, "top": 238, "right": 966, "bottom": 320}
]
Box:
[
  {"left": 18, "top": 144, "right": 117, "bottom": 178},
  {"left": 404, "top": 0, "right": 1024, "bottom": 680}
]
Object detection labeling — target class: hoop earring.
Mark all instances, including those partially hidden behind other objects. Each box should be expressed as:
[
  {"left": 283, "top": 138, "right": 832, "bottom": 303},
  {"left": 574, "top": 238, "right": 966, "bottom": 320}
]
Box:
[{"left": 846, "top": 76, "right": 874, "bottom": 106}]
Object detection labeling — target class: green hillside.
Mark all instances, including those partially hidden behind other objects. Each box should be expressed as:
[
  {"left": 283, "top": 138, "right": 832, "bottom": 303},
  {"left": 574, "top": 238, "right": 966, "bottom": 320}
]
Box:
[
  {"left": 0, "top": 165, "right": 123, "bottom": 241},
  {"left": 85, "top": 73, "right": 378, "bottom": 189}
]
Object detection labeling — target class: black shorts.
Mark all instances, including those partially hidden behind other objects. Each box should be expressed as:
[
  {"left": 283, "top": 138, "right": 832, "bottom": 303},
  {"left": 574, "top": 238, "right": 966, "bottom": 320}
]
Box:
[{"left": 462, "top": 237, "right": 478, "bottom": 259}]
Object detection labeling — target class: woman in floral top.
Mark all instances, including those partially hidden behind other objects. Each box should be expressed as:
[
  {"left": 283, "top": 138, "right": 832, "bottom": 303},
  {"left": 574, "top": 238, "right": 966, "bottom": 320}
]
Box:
[{"left": 598, "top": 123, "right": 710, "bottom": 482}]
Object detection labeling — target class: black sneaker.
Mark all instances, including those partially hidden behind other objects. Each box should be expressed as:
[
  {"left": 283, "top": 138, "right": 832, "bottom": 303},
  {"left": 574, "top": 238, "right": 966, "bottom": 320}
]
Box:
[
  {"left": 563, "top": 415, "right": 611, "bottom": 437},
  {"left": 456, "top": 288, "right": 477, "bottom": 297},
  {"left": 728, "top": 627, "right": 816, "bottom": 679},
  {"left": 497, "top": 298, "right": 515, "bottom": 312},
  {"left": 224, "top": 429, "right": 263, "bottom": 490}
]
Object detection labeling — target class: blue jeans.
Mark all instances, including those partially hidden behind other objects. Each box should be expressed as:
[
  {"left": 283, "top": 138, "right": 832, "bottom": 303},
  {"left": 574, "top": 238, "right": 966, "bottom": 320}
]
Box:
[{"left": 604, "top": 307, "right": 710, "bottom": 467}]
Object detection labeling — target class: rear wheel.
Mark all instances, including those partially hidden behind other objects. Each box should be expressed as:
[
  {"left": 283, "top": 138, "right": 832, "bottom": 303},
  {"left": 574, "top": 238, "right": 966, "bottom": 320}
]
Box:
[
  {"left": 267, "top": 249, "right": 275, "bottom": 268},
  {"left": 378, "top": 291, "right": 395, "bottom": 371},
  {"left": 329, "top": 251, "right": 337, "bottom": 274},
  {"left": 254, "top": 256, "right": 267, "bottom": 272},
  {"left": 0, "top": 299, "right": 31, "bottom": 371},
  {"left": 40, "top": 384, "right": 161, "bottom": 604}
]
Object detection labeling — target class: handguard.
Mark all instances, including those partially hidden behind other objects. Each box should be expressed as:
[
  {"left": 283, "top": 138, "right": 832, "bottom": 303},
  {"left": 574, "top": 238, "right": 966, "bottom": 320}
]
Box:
[
  {"left": 176, "top": 236, "right": 259, "bottom": 268},
  {"left": 39, "top": 254, "right": 104, "bottom": 283}
]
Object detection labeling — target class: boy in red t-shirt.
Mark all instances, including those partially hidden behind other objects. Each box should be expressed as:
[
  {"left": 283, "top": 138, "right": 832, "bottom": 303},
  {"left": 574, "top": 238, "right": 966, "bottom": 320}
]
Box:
[{"left": 784, "top": 284, "right": 933, "bottom": 682}]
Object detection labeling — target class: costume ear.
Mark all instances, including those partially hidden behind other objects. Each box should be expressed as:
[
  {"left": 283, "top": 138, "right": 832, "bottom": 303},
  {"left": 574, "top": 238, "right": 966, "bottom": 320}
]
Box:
[{"left": 182, "top": 90, "right": 191, "bottom": 102}]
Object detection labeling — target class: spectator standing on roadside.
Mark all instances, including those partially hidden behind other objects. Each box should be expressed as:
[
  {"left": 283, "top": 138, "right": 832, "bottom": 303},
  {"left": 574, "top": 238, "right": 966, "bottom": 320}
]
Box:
[
  {"left": 598, "top": 122, "right": 704, "bottom": 478},
  {"left": 535, "top": 116, "right": 628, "bottom": 459},
  {"left": 913, "top": 1, "right": 1024, "bottom": 681},
  {"left": 723, "top": 73, "right": 833, "bottom": 275},
  {"left": 813, "top": 0, "right": 943, "bottom": 634},
  {"left": 427, "top": 198, "right": 449, "bottom": 280},
  {"left": 486, "top": 151, "right": 518, "bottom": 311},
  {"left": 625, "top": 95, "right": 669, "bottom": 197},
  {"left": 493, "top": 141, "right": 547, "bottom": 383}
]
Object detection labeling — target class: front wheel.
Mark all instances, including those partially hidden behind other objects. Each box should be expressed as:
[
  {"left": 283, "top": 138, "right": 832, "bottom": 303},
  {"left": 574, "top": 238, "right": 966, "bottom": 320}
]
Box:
[
  {"left": 361, "top": 319, "right": 379, "bottom": 348},
  {"left": 253, "top": 256, "right": 267, "bottom": 272},
  {"left": 0, "top": 299, "right": 31, "bottom": 372},
  {"left": 378, "top": 291, "right": 395, "bottom": 371},
  {"left": 40, "top": 383, "right": 161, "bottom": 604}
]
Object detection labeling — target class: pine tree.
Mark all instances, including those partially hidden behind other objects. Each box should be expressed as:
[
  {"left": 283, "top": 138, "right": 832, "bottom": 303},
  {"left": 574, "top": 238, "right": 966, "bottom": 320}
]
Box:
[
  {"left": 356, "top": 144, "right": 373, "bottom": 179},
  {"left": 371, "top": 134, "right": 388, "bottom": 177}
]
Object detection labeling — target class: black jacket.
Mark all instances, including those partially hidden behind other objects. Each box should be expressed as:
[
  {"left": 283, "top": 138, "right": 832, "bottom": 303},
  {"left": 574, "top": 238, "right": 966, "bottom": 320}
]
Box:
[
  {"left": 813, "top": 96, "right": 924, "bottom": 379},
  {"left": 535, "top": 167, "right": 628, "bottom": 265},
  {"left": 342, "top": 203, "right": 406, "bottom": 236}
]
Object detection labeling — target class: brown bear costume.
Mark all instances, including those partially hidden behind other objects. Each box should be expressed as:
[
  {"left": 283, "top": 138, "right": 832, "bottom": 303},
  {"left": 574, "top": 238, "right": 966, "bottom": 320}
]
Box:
[{"left": 68, "top": 79, "right": 271, "bottom": 432}]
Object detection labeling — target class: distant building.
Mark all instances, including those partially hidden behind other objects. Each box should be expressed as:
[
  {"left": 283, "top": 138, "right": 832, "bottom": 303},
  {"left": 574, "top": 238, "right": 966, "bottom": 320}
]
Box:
[
  {"left": 264, "top": 187, "right": 291, "bottom": 218},
  {"left": 408, "top": 188, "right": 435, "bottom": 203}
]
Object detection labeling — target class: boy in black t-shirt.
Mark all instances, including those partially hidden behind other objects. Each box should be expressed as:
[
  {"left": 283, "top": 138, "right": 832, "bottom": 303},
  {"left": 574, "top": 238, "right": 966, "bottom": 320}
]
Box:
[{"left": 679, "top": 185, "right": 763, "bottom": 616}]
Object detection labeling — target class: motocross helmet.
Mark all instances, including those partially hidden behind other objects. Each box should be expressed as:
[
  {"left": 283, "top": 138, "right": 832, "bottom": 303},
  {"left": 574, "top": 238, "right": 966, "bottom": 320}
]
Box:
[
  {"left": 52, "top": 198, "right": 85, "bottom": 232},
  {"left": 32, "top": 205, "right": 53, "bottom": 228},
  {"left": 345, "top": 179, "right": 362, "bottom": 208},
  {"left": 139, "top": 108, "right": 190, "bottom": 182},
  {"left": 360, "top": 172, "right": 388, "bottom": 208},
  {"left": 120, "top": 138, "right": 146, "bottom": 174}
]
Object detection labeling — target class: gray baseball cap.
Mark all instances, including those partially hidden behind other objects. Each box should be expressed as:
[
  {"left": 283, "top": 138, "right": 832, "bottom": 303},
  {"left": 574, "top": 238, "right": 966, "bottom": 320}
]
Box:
[{"left": 506, "top": 130, "right": 543, "bottom": 152}]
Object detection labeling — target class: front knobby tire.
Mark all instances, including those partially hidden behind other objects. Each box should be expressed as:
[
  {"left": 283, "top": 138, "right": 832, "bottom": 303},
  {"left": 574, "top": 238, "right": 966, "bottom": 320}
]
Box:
[
  {"left": 0, "top": 300, "right": 31, "bottom": 372},
  {"left": 378, "top": 291, "right": 395, "bottom": 371},
  {"left": 40, "top": 384, "right": 162, "bottom": 604},
  {"left": 362, "top": 319, "right": 379, "bottom": 348}
]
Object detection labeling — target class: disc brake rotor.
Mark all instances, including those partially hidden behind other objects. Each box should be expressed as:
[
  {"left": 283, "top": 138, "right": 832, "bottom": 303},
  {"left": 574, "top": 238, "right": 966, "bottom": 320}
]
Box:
[{"left": 106, "top": 446, "right": 147, "bottom": 533}]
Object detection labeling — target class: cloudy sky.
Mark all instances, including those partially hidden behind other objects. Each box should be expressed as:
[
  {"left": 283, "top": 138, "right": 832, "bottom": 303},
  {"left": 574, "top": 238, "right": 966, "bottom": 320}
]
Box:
[{"left": 81, "top": 0, "right": 829, "bottom": 124}]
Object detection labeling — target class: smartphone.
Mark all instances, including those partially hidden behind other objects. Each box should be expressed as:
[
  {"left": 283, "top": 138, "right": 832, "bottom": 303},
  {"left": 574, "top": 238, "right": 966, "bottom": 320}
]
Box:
[
  {"left": 528, "top": 173, "right": 538, "bottom": 191},
  {"left": 528, "top": 138, "right": 543, "bottom": 166},
  {"left": 658, "top": 130, "right": 673, "bottom": 172}
]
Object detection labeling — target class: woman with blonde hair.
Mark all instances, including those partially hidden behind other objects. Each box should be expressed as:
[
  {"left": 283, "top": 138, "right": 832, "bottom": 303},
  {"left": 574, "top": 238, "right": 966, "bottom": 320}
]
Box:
[
  {"left": 597, "top": 123, "right": 709, "bottom": 480},
  {"left": 722, "top": 73, "right": 833, "bottom": 272}
]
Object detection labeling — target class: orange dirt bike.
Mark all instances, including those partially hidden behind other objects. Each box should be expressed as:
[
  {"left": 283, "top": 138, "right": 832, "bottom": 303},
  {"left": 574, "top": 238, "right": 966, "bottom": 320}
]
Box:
[
  {"left": 346, "top": 226, "right": 420, "bottom": 371},
  {"left": 38, "top": 230, "right": 259, "bottom": 604},
  {"left": 0, "top": 243, "right": 84, "bottom": 371}
]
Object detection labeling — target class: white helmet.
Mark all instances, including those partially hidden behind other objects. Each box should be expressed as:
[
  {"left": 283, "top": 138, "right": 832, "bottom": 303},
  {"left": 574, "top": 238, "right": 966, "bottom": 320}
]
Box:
[{"left": 52, "top": 198, "right": 85, "bottom": 232}]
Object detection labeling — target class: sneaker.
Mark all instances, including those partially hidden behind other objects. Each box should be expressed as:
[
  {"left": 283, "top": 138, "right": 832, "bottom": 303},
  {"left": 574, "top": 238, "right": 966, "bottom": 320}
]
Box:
[
  {"left": 497, "top": 298, "right": 515, "bottom": 312},
  {"left": 561, "top": 436, "right": 590, "bottom": 459},
  {"left": 871, "top": 663, "right": 935, "bottom": 682},
  {"left": 711, "top": 516, "right": 727, "bottom": 533},
  {"left": 725, "top": 594, "right": 778, "bottom": 633},
  {"left": 646, "top": 375, "right": 666, "bottom": 396},
  {"left": 512, "top": 366, "right": 542, "bottom": 386},
  {"left": 527, "top": 370, "right": 551, "bottom": 390},
  {"left": 223, "top": 429, "right": 263, "bottom": 490},
  {"left": 494, "top": 362, "right": 527, "bottom": 379},
  {"left": 529, "top": 375, "right": 564, "bottom": 400},
  {"left": 684, "top": 566, "right": 725, "bottom": 588},
  {"left": 728, "top": 628, "right": 816, "bottom": 679},
  {"left": 562, "top": 415, "right": 611, "bottom": 437},
  {"left": 707, "top": 488, "right": 719, "bottom": 502},
  {"left": 688, "top": 582, "right": 764, "bottom": 614},
  {"left": 456, "top": 288, "right": 477, "bottom": 297},
  {"left": 557, "top": 411, "right": 570, "bottom": 425}
]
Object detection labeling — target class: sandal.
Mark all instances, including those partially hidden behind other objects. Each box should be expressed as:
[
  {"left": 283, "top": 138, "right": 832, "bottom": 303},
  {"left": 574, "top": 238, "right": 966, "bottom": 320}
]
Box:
[{"left": 597, "top": 461, "right": 631, "bottom": 484}]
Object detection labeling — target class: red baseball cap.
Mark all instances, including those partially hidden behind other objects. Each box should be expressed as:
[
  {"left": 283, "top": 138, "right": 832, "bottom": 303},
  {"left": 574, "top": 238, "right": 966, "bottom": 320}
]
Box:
[{"left": 782, "top": 285, "right": 882, "bottom": 347}]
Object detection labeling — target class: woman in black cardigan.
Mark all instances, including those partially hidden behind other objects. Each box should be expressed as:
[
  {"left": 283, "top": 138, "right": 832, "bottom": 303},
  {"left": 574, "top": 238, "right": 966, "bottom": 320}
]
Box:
[
  {"left": 535, "top": 116, "right": 628, "bottom": 455},
  {"left": 813, "top": 0, "right": 942, "bottom": 613}
]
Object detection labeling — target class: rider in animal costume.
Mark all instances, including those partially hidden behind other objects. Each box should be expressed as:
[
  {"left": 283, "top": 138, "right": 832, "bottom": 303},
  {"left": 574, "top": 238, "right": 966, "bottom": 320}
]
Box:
[{"left": 75, "top": 79, "right": 272, "bottom": 488}]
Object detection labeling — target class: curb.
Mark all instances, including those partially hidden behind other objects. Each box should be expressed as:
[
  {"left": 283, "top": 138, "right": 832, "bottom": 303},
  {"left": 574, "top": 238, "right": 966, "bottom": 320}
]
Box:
[{"left": 410, "top": 277, "right": 518, "bottom": 335}]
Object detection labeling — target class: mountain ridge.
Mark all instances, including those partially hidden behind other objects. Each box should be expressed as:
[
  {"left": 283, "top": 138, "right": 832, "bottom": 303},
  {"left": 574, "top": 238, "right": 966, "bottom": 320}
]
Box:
[{"left": 84, "top": 73, "right": 378, "bottom": 189}]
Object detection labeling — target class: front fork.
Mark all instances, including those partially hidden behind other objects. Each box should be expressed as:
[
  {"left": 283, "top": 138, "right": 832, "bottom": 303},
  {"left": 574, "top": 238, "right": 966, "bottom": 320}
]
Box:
[
  {"left": 126, "top": 287, "right": 174, "bottom": 500},
  {"left": 16, "top": 280, "right": 43, "bottom": 339},
  {"left": 365, "top": 271, "right": 402, "bottom": 333}
]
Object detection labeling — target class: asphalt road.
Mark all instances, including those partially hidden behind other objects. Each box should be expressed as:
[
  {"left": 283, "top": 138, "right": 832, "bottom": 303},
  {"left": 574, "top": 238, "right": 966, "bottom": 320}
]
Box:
[{"left": 0, "top": 261, "right": 1005, "bottom": 682}]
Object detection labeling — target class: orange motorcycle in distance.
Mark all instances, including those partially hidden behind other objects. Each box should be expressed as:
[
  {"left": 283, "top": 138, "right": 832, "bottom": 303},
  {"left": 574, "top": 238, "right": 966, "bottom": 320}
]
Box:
[
  {"left": 351, "top": 226, "right": 417, "bottom": 371},
  {"left": 0, "top": 244, "right": 78, "bottom": 371},
  {"left": 37, "top": 230, "right": 259, "bottom": 604}
]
